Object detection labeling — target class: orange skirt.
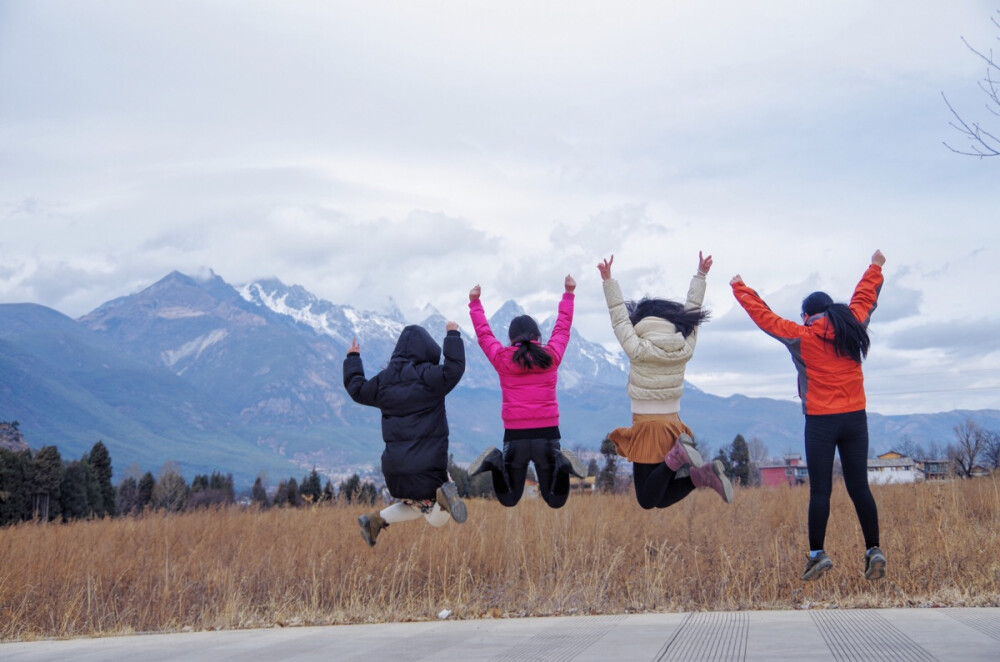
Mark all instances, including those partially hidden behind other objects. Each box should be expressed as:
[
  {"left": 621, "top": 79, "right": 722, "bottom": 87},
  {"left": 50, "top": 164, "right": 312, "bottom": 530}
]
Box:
[{"left": 607, "top": 414, "right": 694, "bottom": 464}]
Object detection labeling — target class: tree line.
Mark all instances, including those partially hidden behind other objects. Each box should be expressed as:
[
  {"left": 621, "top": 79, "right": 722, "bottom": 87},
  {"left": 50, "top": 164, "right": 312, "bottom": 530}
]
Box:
[
  {"left": 3, "top": 417, "right": 996, "bottom": 527},
  {"left": 0, "top": 420, "right": 387, "bottom": 527},
  {"left": 590, "top": 420, "right": 1000, "bottom": 494},
  {"left": 0, "top": 437, "right": 116, "bottom": 526}
]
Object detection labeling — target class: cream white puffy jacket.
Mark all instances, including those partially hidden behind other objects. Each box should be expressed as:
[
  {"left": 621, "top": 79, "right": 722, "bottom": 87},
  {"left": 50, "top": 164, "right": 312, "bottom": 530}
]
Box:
[{"left": 603, "top": 274, "right": 706, "bottom": 414}]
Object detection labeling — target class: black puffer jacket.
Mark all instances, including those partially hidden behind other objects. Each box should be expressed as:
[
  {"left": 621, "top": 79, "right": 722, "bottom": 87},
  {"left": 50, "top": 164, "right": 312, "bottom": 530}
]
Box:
[{"left": 343, "top": 325, "right": 465, "bottom": 501}]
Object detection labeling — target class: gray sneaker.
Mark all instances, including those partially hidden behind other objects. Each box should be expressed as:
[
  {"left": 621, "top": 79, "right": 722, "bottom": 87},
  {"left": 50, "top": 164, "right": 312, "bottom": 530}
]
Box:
[
  {"left": 802, "top": 551, "right": 833, "bottom": 581},
  {"left": 435, "top": 482, "right": 468, "bottom": 524},
  {"left": 864, "top": 546, "right": 886, "bottom": 580}
]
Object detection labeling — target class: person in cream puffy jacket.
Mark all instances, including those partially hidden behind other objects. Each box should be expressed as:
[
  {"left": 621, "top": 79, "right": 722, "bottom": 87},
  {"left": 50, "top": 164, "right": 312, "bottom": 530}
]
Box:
[{"left": 599, "top": 253, "right": 733, "bottom": 508}]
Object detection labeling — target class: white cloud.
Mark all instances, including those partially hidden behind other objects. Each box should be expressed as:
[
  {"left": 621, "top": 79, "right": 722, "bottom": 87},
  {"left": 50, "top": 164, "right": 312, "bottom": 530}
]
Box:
[{"left": 2, "top": 0, "right": 998, "bottom": 414}]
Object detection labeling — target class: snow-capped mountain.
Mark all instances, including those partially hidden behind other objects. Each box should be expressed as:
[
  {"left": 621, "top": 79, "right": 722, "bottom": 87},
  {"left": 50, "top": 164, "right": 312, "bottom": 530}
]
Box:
[
  {"left": 7, "top": 269, "right": 997, "bottom": 485},
  {"left": 238, "top": 279, "right": 408, "bottom": 346},
  {"left": 239, "top": 278, "right": 630, "bottom": 392}
]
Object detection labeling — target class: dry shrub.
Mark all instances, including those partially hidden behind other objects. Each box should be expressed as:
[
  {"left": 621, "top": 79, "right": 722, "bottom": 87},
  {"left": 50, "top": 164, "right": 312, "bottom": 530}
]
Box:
[{"left": 1, "top": 476, "right": 998, "bottom": 641}]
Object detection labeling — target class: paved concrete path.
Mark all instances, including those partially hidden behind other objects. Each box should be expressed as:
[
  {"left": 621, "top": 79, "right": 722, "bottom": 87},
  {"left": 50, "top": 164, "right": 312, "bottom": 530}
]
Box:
[{"left": 3, "top": 608, "right": 999, "bottom": 661}]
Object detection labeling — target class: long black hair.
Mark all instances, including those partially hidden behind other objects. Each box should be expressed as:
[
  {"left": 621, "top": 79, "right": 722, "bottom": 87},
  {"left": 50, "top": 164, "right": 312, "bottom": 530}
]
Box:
[
  {"left": 626, "top": 298, "right": 710, "bottom": 339},
  {"left": 507, "top": 315, "right": 554, "bottom": 370},
  {"left": 802, "top": 291, "right": 870, "bottom": 363}
]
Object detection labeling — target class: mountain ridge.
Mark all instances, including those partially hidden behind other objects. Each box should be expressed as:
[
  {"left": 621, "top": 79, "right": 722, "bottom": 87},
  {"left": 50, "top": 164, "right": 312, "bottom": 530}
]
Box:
[{"left": 2, "top": 270, "right": 998, "bottom": 485}]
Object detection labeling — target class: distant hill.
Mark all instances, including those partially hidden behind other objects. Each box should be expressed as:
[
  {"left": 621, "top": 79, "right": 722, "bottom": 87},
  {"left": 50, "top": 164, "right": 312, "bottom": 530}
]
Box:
[{"left": 2, "top": 271, "right": 998, "bottom": 486}]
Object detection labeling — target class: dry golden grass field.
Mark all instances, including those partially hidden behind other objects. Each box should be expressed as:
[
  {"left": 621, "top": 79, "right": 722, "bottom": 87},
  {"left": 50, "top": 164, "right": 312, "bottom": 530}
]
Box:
[{"left": 1, "top": 477, "right": 998, "bottom": 641}]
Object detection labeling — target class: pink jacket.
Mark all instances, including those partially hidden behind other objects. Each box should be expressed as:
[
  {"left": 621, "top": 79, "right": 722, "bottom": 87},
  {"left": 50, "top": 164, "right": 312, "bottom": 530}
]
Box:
[{"left": 469, "top": 293, "right": 574, "bottom": 430}]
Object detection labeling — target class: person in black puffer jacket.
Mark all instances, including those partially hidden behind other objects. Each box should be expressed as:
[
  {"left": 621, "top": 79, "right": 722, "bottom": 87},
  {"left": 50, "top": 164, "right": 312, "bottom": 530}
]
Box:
[{"left": 344, "top": 322, "right": 467, "bottom": 547}]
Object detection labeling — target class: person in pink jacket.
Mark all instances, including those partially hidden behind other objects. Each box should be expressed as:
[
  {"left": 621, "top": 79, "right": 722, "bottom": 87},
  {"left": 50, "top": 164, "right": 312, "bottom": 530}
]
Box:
[{"left": 466, "top": 275, "right": 588, "bottom": 508}]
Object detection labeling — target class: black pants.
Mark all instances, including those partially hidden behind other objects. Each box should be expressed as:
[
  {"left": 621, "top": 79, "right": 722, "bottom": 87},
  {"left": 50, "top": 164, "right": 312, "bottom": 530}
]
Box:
[
  {"left": 804, "top": 410, "right": 880, "bottom": 550},
  {"left": 489, "top": 438, "right": 570, "bottom": 509},
  {"left": 633, "top": 462, "right": 695, "bottom": 509}
]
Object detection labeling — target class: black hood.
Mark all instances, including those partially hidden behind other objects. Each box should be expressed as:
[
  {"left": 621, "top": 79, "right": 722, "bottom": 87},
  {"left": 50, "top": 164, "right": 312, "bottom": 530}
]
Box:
[{"left": 390, "top": 325, "right": 441, "bottom": 365}]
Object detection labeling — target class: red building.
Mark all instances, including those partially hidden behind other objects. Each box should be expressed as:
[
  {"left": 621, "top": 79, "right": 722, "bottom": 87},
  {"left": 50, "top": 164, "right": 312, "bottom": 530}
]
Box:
[{"left": 760, "top": 454, "right": 808, "bottom": 487}]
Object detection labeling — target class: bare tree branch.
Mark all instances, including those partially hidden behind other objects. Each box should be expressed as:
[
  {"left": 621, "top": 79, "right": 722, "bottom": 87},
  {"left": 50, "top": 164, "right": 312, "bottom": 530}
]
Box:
[
  {"left": 943, "top": 10, "right": 1000, "bottom": 158},
  {"left": 949, "top": 418, "right": 985, "bottom": 478},
  {"left": 942, "top": 93, "right": 1000, "bottom": 157}
]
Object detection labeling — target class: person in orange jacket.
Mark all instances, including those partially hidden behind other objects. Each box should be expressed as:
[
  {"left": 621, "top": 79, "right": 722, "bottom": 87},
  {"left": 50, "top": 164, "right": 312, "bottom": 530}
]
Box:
[{"left": 730, "top": 250, "right": 887, "bottom": 582}]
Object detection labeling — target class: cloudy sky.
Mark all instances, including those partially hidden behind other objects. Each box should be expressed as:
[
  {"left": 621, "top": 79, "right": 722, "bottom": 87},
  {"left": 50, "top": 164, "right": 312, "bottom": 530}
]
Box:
[{"left": 2, "top": 1, "right": 998, "bottom": 416}]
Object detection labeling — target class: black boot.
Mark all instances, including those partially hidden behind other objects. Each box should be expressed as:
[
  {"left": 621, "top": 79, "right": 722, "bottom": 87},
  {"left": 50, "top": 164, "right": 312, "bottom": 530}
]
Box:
[
  {"left": 556, "top": 448, "right": 587, "bottom": 478},
  {"left": 469, "top": 446, "right": 503, "bottom": 476},
  {"left": 470, "top": 446, "right": 511, "bottom": 493}
]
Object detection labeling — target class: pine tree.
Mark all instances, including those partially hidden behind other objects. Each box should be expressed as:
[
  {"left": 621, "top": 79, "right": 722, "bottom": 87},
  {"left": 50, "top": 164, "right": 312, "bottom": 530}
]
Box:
[
  {"left": 338, "top": 474, "right": 361, "bottom": 503},
  {"left": 728, "top": 434, "right": 751, "bottom": 487},
  {"left": 0, "top": 448, "right": 33, "bottom": 525},
  {"left": 188, "top": 474, "right": 212, "bottom": 509},
  {"left": 273, "top": 480, "right": 289, "bottom": 507},
  {"left": 32, "top": 446, "right": 64, "bottom": 522},
  {"left": 116, "top": 476, "right": 139, "bottom": 516},
  {"left": 222, "top": 473, "right": 235, "bottom": 504},
  {"left": 286, "top": 477, "right": 301, "bottom": 507},
  {"left": 358, "top": 481, "right": 378, "bottom": 505},
  {"left": 300, "top": 468, "right": 323, "bottom": 504},
  {"left": 137, "top": 472, "right": 155, "bottom": 510},
  {"left": 251, "top": 475, "right": 269, "bottom": 508},
  {"left": 598, "top": 438, "right": 618, "bottom": 493},
  {"left": 88, "top": 441, "right": 116, "bottom": 517},
  {"left": 82, "top": 458, "right": 104, "bottom": 518},
  {"left": 60, "top": 461, "right": 92, "bottom": 521}
]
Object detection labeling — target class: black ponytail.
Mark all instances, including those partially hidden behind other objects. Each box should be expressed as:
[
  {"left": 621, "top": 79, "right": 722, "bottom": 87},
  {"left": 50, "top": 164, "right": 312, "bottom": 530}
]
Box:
[
  {"left": 626, "top": 298, "right": 710, "bottom": 338},
  {"left": 802, "top": 291, "right": 870, "bottom": 363},
  {"left": 508, "top": 315, "right": 554, "bottom": 370},
  {"left": 511, "top": 339, "right": 554, "bottom": 370},
  {"left": 824, "top": 303, "right": 870, "bottom": 363}
]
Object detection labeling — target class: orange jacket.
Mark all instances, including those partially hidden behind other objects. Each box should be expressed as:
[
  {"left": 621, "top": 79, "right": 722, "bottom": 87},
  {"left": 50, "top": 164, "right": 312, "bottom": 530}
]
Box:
[{"left": 731, "top": 264, "right": 883, "bottom": 415}]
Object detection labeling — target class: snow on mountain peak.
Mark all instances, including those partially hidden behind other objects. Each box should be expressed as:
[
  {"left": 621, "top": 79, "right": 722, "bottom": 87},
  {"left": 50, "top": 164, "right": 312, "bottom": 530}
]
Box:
[{"left": 240, "top": 279, "right": 405, "bottom": 345}]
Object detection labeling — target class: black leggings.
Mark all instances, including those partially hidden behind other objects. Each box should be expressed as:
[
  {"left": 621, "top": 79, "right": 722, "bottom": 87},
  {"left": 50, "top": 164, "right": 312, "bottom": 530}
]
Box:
[
  {"left": 632, "top": 462, "right": 695, "bottom": 509},
  {"left": 490, "top": 438, "right": 570, "bottom": 509},
  {"left": 804, "top": 410, "right": 880, "bottom": 550}
]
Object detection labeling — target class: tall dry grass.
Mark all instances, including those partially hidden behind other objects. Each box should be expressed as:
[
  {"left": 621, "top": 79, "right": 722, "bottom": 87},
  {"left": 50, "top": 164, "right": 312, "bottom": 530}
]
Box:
[{"left": 1, "top": 477, "right": 998, "bottom": 641}]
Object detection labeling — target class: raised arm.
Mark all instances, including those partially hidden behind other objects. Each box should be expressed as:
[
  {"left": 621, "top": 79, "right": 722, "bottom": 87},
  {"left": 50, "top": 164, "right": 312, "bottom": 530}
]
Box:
[
  {"left": 599, "top": 256, "right": 647, "bottom": 360},
  {"left": 422, "top": 323, "right": 466, "bottom": 395},
  {"left": 850, "top": 250, "right": 885, "bottom": 327},
  {"left": 468, "top": 285, "right": 505, "bottom": 366},
  {"left": 544, "top": 275, "right": 575, "bottom": 362},
  {"left": 678, "top": 252, "right": 712, "bottom": 348},
  {"left": 343, "top": 338, "right": 380, "bottom": 406},
  {"left": 730, "top": 276, "right": 804, "bottom": 346}
]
